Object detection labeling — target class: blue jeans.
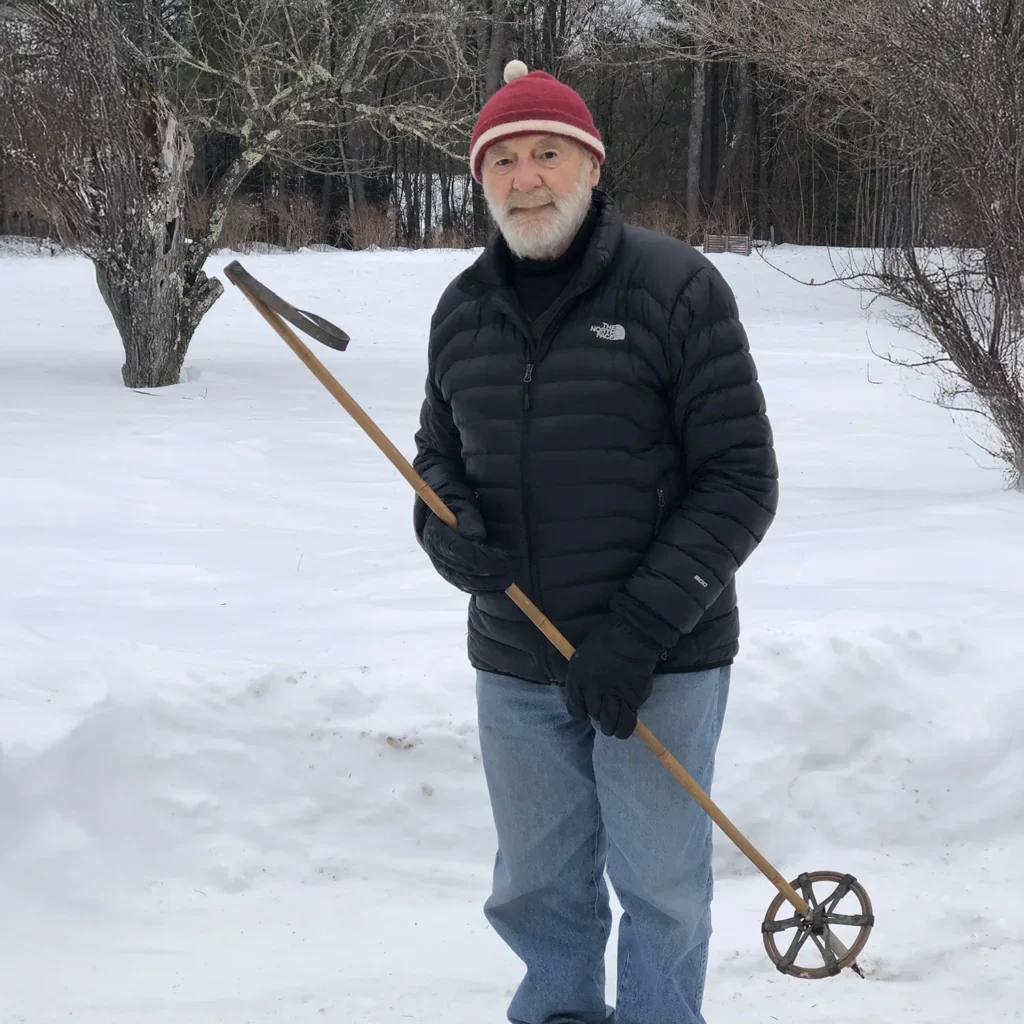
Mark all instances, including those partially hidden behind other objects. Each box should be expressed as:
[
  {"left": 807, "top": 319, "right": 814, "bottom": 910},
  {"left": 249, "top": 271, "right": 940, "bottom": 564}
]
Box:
[{"left": 476, "top": 666, "right": 730, "bottom": 1024}]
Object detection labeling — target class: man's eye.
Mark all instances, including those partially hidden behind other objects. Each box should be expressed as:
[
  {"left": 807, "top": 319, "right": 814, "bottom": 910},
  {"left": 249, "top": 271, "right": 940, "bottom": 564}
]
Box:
[{"left": 540, "top": 151, "right": 557, "bottom": 160}]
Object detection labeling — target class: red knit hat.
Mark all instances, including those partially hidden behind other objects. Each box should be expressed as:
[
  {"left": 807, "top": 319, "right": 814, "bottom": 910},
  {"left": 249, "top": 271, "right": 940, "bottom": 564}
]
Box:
[{"left": 469, "top": 60, "right": 605, "bottom": 182}]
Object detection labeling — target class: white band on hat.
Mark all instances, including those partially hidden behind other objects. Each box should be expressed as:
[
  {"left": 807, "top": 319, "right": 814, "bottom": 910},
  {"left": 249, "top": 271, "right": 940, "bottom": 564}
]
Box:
[{"left": 471, "top": 119, "right": 606, "bottom": 172}]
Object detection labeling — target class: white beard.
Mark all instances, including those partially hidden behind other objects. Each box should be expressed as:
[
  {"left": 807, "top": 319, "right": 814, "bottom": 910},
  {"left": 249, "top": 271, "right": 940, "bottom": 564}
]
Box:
[{"left": 485, "top": 161, "right": 594, "bottom": 260}]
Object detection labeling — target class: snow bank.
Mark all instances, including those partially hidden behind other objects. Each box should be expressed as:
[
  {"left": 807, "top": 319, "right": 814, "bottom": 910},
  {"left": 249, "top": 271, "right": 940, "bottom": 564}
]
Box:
[{"left": 1, "top": 243, "right": 1022, "bottom": 1022}]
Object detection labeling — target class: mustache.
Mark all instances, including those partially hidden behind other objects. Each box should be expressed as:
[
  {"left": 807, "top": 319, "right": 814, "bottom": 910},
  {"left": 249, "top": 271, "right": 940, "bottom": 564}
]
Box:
[{"left": 504, "top": 188, "right": 560, "bottom": 213}]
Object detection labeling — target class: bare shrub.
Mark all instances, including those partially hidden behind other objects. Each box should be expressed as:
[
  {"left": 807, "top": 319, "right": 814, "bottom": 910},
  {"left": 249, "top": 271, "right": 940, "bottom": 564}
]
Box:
[
  {"left": 0, "top": 169, "right": 59, "bottom": 241},
  {"left": 220, "top": 197, "right": 265, "bottom": 252},
  {"left": 626, "top": 200, "right": 688, "bottom": 239},
  {"left": 426, "top": 225, "right": 474, "bottom": 249},
  {"left": 667, "top": 0, "right": 1024, "bottom": 487},
  {"left": 186, "top": 194, "right": 265, "bottom": 253},
  {"left": 266, "top": 194, "right": 324, "bottom": 251},
  {"left": 342, "top": 205, "right": 397, "bottom": 250}
]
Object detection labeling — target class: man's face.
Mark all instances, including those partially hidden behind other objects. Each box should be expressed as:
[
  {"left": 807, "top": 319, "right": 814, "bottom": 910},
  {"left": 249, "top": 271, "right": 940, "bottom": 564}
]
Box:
[{"left": 481, "top": 133, "right": 600, "bottom": 260}]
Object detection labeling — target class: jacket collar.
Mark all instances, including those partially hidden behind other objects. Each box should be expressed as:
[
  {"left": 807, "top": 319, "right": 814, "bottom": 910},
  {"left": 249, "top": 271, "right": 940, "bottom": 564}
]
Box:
[{"left": 466, "top": 188, "right": 623, "bottom": 298}]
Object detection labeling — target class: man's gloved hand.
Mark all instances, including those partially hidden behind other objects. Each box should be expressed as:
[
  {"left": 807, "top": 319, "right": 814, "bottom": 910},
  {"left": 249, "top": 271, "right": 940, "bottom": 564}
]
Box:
[
  {"left": 565, "top": 597, "right": 675, "bottom": 740},
  {"left": 416, "top": 494, "right": 513, "bottom": 595}
]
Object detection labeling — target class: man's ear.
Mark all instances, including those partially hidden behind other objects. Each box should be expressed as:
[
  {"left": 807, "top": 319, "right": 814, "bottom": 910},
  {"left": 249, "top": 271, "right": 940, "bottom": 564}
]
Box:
[{"left": 589, "top": 153, "right": 601, "bottom": 188}]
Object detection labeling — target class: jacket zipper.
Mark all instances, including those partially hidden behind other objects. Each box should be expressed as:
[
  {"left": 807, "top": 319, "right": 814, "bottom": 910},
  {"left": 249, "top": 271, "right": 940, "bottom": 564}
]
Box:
[
  {"left": 521, "top": 362, "right": 534, "bottom": 587},
  {"left": 520, "top": 287, "right": 595, "bottom": 681},
  {"left": 498, "top": 278, "right": 605, "bottom": 682},
  {"left": 655, "top": 486, "right": 670, "bottom": 664},
  {"left": 521, "top": 362, "right": 544, "bottom": 633},
  {"left": 462, "top": 235, "right": 614, "bottom": 683},
  {"left": 532, "top": 279, "right": 592, "bottom": 364}
]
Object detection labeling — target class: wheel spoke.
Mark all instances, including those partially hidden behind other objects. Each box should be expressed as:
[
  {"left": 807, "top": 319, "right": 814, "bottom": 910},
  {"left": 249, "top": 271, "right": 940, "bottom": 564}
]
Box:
[
  {"left": 824, "top": 911, "right": 872, "bottom": 927},
  {"left": 798, "top": 873, "right": 820, "bottom": 910},
  {"left": 822, "top": 875, "right": 854, "bottom": 915},
  {"left": 764, "top": 915, "right": 802, "bottom": 933},
  {"left": 811, "top": 929, "right": 840, "bottom": 971},
  {"left": 778, "top": 921, "right": 814, "bottom": 971}
]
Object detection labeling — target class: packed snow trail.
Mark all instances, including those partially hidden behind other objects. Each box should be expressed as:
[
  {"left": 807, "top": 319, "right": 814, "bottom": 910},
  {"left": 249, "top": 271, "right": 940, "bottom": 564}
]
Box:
[{"left": 1, "top": 241, "right": 1022, "bottom": 1022}]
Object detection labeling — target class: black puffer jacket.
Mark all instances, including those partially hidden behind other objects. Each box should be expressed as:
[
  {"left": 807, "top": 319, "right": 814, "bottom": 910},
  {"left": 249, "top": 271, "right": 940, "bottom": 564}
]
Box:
[{"left": 413, "top": 191, "right": 778, "bottom": 685}]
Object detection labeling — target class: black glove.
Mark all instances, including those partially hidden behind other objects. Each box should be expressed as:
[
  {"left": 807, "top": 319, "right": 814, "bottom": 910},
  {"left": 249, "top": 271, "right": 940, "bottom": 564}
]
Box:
[
  {"left": 415, "top": 493, "right": 513, "bottom": 595},
  {"left": 565, "top": 596, "right": 674, "bottom": 739}
]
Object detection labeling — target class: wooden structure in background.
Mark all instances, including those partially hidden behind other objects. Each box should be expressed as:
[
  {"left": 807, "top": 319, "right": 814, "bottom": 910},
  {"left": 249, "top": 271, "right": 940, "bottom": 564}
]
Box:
[{"left": 703, "top": 233, "right": 753, "bottom": 255}]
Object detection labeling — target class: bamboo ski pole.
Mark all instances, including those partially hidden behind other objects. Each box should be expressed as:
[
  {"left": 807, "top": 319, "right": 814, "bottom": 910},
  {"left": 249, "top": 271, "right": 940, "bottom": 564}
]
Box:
[{"left": 226, "top": 262, "right": 862, "bottom": 970}]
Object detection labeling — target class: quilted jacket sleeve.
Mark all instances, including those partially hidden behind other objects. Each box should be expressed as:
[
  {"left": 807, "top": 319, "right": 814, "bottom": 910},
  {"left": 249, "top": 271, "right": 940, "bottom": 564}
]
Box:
[
  {"left": 411, "top": 292, "right": 478, "bottom": 543},
  {"left": 614, "top": 265, "right": 779, "bottom": 646}
]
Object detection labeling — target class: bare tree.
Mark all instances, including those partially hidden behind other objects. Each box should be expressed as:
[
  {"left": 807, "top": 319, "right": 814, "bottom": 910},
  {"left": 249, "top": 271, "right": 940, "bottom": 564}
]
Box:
[
  {"left": 686, "top": 49, "right": 705, "bottom": 240},
  {"left": 3, "top": 0, "right": 1017, "bottom": 413},
  {"left": 665, "top": 0, "right": 1024, "bottom": 487},
  {"left": 857, "top": 3, "right": 1024, "bottom": 486},
  {"left": 0, "top": 0, "right": 889, "bottom": 264},
  {"left": 0, "top": 0, "right": 470, "bottom": 388}
]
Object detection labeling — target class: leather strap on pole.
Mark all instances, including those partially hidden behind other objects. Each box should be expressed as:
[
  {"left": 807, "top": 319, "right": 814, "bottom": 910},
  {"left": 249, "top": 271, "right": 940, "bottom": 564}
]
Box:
[{"left": 224, "top": 260, "right": 351, "bottom": 351}]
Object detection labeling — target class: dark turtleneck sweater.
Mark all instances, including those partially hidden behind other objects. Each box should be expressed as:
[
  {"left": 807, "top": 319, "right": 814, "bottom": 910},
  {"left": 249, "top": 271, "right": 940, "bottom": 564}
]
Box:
[{"left": 507, "top": 203, "right": 598, "bottom": 330}]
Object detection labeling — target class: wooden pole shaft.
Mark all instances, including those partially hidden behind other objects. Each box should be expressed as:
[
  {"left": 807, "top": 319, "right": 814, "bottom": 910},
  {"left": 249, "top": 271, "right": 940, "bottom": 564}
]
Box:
[
  {"left": 238, "top": 284, "right": 441, "bottom": 519},
  {"left": 231, "top": 276, "right": 856, "bottom": 957},
  {"left": 633, "top": 721, "right": 809, "bottom": 913}
]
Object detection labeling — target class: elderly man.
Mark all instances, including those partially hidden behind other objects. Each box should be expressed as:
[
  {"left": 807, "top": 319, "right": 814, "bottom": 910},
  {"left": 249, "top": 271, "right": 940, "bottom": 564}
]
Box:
[{"left": 412, "top": 60, "right": 778, "bottom": 1024}]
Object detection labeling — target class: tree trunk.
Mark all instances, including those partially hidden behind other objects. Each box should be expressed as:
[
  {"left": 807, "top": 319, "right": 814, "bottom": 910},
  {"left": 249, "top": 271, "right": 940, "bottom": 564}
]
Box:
[
  {"left": 341, "top": 113, "right": 367, "bottom": 211},
  {"left": 97, "top": 255, "right": 189, "bottom": 388},
  {"left": 736, "top": 62, "right": 753, "bottom": 226},
  {"left": 474, "top": 0, "right": 507, "bottom": 242},
  {"left": 276, "top": 164, "right": 288, "bottom": 249},
  {"left": 756, "top": 68, "right": 769, "bottom": 240},
  {"left": 711, "top": 63, "right": 728, "bottom": 209},
  {"left": 543, "top": 0, "right": 558, "bottom": 69},
  {"left": 439, "top": 166, "right": 453, "bottom": 232},
  {"left": 423, "top": 174, "right": 433, "bottom": 243},
  {"left": 95, "top": 222, "right": 218, "bottom": 388},
  {"left": 485, "top": 0, "right": 507, "bottom": 96},
  {"left": 810, "top": 142, "right": 817, "bottom": 242},
  {"left": 687, "top": 53, "right": 706, "bottom": 241},
  {"left": 716, "top": 61, "right": 752, "bottom": 227},
  {"left": 990, "top": 381, "right": 1024, "bottom": 490},
  {"left": 701, "top": 62, "right": 717, "bottom": 207},
  {"left": 95, "top": 104, "right": 257, "bottom": 389},
  {"left": 90, "top": 96, "right": 220, "bottom": 389},
  {"left": 320, "top": 173, "right": 333, "bottom": 242}
]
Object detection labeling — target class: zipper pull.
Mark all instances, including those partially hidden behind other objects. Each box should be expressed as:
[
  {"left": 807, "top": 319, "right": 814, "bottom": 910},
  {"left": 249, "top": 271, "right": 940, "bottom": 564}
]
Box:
[
  {"left": 657, "top": 487, "right": 665, "bottom": 508},
  {"left": 523, "top": 363, "right": 534, "bottom": 410}
]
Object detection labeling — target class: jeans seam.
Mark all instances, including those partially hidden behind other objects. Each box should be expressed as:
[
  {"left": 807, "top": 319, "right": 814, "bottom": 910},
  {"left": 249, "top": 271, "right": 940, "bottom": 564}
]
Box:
[
  {"left": 691, "top": 832, "right": 713, "bottom": 1014},
  {"left": 693, "top": 940, "right": 708, "bottom": 1015},
  {"left": 618, "top": 935, "right": 634, "bottom": 1007},
  {"left": 590, "top": 789, "right": 607, "bottom": 1010}
]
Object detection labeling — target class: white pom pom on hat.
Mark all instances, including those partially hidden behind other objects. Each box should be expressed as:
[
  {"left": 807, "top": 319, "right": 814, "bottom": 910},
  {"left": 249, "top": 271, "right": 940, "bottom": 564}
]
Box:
[{"left": 503, "top": 59, "right": 530, "bottom": 84}]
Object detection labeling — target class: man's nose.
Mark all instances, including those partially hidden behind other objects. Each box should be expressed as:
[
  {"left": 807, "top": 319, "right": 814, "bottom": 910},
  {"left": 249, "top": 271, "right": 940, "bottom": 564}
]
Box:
[{"left": 510, "top": 162, "right": 543, "bottom": 193}]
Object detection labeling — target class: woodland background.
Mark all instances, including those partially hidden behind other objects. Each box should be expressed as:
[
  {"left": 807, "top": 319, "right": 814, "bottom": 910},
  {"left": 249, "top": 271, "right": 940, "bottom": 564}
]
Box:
[
  {"left": 3, "top": 1, "right": 1023, "bottom": 486},
  {"left": 0, "top": 0, "right": 940, "bottom": 252}
]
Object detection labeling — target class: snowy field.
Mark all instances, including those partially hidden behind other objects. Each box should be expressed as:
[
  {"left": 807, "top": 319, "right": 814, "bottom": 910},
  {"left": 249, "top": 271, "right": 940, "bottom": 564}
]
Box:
[{"left": 1, "top": 238, "right": 1022, "bottom": 1024}]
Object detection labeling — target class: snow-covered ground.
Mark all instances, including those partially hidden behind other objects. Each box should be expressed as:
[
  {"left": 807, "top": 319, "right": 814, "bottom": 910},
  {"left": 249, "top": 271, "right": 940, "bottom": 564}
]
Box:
[{"left": 1, "top": 239, "right": 1022, "bottom": 1023}]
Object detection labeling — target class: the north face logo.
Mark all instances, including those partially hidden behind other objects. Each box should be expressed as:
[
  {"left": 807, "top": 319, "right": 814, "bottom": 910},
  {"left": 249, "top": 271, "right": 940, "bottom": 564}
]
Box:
[{"left": 590, "top": 322, "right": 626, "bottom": 341}]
